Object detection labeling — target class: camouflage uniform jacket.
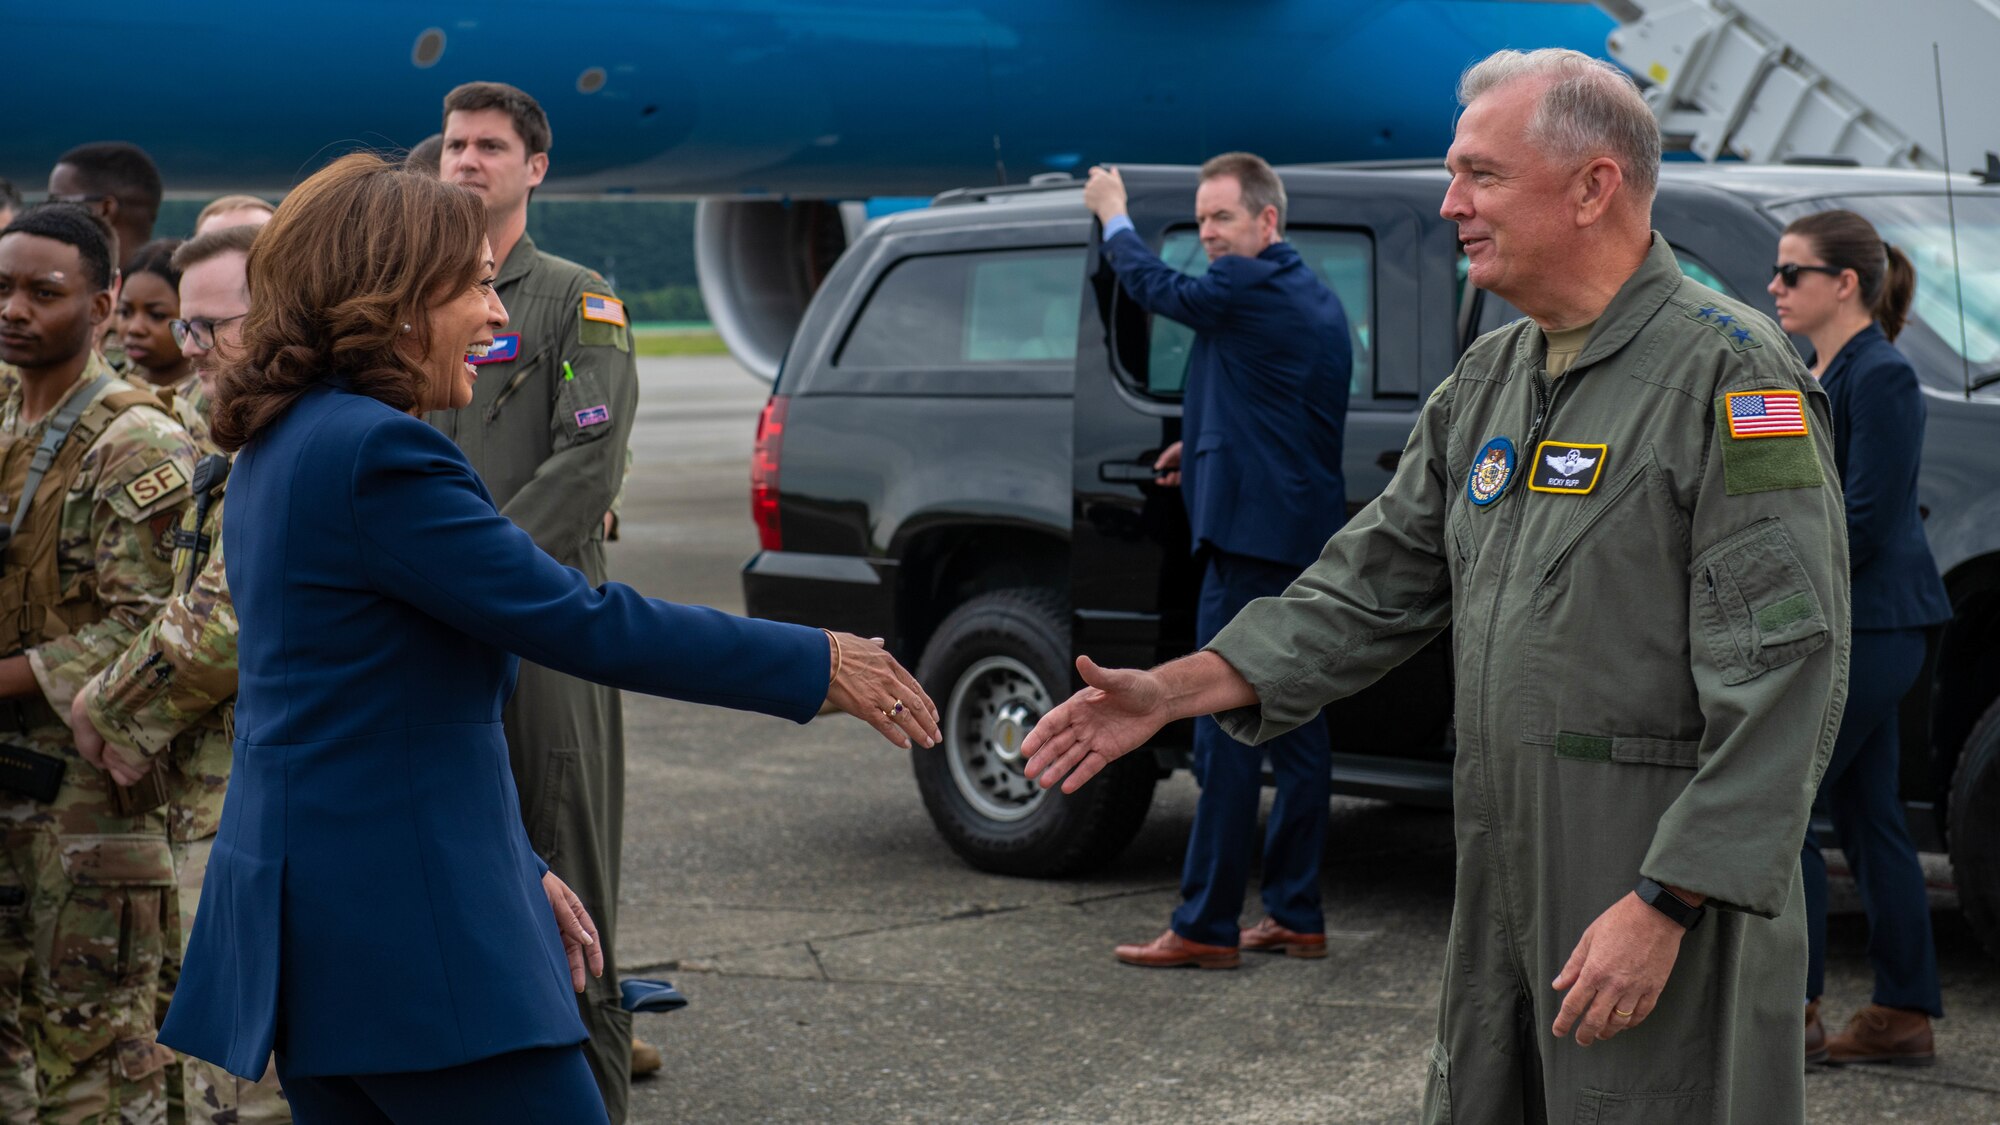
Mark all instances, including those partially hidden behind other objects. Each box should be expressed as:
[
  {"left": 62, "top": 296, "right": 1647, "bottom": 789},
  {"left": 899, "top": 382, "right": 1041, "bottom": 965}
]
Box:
[
  {"left": 84, "top": 468, "right": 232, "bottom": 844},
  {"left": 159, "top": 372, "right": 216, "bottom": 457},
  {"left": 5, "top": 353, "right": 196, "bottom": 739}
]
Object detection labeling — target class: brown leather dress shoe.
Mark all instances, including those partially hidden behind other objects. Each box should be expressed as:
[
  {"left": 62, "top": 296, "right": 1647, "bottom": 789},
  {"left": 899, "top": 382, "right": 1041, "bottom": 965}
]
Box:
[
  {"left": 1240, "top": 917, "right": 1329, "bottom": 959},
  {"left": 1114, "top": 929, "right": 1240, "bottom": 969},
  {"left": 1804, "top": 999, "right": 1828, "bottom": 1064},
  {"left": 1825, "top": 1004, "right": 1936, "bottom": 1067}
]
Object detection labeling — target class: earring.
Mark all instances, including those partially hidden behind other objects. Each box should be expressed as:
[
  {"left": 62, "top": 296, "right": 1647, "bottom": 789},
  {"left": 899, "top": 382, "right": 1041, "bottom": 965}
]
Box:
[{"left": 401, "top": 323, "right": 412, "bottom": 334}]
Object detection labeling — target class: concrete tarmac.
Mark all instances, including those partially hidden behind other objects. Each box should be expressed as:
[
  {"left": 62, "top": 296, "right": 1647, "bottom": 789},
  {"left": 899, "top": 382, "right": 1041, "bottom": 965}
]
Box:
[{"left": 610, "top": 355, "right": 2000, "bottom": 1124}]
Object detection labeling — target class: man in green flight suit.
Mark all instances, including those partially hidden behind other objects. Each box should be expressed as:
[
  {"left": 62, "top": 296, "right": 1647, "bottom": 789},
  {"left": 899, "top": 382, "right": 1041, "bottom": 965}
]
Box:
[
  {"left": 1022, "top": 49, "right": 1848, "bottom": 1124},
  {"left": 426, "top": 81, "right": 643, "bottom": 1123}
]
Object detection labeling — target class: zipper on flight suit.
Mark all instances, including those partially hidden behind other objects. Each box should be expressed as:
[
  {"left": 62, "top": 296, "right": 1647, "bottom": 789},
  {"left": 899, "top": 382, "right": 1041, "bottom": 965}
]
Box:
[{"left": 1471, "top": 360, "right": 1574, "bottom": 1010}]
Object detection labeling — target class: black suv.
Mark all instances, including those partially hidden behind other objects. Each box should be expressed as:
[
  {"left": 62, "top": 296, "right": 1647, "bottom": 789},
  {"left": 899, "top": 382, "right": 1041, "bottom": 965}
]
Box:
[{"left": 741, "top": 163, "right": 2000, "bottom": 955}]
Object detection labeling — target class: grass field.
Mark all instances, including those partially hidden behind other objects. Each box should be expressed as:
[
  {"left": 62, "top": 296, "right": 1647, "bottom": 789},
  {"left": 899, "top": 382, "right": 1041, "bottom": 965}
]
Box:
[{"left": 633, "top": 323, "right": 729, "bottom": 358}]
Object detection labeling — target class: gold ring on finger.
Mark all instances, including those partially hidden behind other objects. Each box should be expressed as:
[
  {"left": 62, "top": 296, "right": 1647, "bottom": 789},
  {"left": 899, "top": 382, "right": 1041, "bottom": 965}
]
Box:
[
  {"left": 1614, "top": 1007, "right": 1634, "bottom": 1018},
  {"left": 888, "top": 700, "right": 905, "bottom": 717}
]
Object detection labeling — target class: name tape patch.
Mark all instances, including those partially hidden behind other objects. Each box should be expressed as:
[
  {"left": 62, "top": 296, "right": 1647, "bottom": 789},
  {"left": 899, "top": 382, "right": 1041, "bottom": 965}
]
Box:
[
  {"left": 1527, "top": 441, "right": 1608, "bottom": 495},
  {"left": 574, "top": 404, "right": 611, "bottom": 428},
  {"left": 124, "top": 461, "right": 190, "bottom": 509},
  {"left": 1724, "top": 390, "right": 1808, "bottom": 439},
  {"left": 469, "top": 334, "right": 519, "bottom": 366},
  {"left": 580, "top": 293, "right": 627, "bottom": 327}
]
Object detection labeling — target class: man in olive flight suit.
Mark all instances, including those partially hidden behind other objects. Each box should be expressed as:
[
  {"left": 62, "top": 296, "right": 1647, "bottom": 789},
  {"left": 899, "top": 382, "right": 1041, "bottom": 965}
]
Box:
[
  {"left": 1020, "top": 50, "right": 1847, "bottom": 1124},
  {"left": 426, "top": 81, "right": 642, "bottom": 1122},
  {"left": 0, "top": 204, "right": 197, "bottom": 1122}
]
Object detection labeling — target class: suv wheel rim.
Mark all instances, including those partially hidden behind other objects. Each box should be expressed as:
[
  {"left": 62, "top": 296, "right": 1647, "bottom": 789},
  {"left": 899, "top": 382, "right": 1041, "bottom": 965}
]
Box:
[{"left": 944, "top": 655, "right": 1052, "bottom": 822}]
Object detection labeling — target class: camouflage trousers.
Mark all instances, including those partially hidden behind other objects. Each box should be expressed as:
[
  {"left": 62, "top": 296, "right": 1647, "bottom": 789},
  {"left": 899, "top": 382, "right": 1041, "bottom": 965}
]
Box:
[
  {"left": 0, "top": 777, "right": 175, "bottom": 1125},
  {"left": 164, "top": 837, "right": 289, "bottom": 1125}
]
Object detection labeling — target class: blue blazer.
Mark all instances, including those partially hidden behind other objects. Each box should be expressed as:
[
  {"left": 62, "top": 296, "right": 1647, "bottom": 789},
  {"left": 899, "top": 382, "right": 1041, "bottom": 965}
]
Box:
[
  {"left": 1103, "top": 228, "right": 1350, "bottom": 569},
  {"left": 158, "top": 384, "right": 828, "bottom": 1080},
  {"left": 1817, "top": 323, "right": 1952, "bottom": 631}
]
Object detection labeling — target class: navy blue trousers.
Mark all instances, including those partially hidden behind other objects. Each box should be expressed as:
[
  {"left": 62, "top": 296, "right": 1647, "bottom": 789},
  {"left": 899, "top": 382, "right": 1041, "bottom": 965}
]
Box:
[
  {"left": 1801, "top": 627, "right": 1943, "bottom": 1016},
  {"left": 1171, "top": 550, "right": 1331, "bottom": 948},
  {"left": 276, "top": 1044, "right": 609, "bottom": 1125}
]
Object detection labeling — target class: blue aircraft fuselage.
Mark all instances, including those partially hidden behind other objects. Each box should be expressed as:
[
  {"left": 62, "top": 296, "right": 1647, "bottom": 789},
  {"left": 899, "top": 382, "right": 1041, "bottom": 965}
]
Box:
[{"left": 6, "top": 0, "right": 1613, "bottom": 197}]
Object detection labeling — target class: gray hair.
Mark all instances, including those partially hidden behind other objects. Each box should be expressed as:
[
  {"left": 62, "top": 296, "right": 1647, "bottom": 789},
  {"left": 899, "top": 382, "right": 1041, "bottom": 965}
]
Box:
[{"left": 1458, "top": 49, "right": 1660, "bottom": 199}]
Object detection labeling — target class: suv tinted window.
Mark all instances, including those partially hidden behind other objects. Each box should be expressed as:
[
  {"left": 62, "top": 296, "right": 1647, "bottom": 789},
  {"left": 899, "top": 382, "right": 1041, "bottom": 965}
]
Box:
[
  {"left": 836, "top": 248, "right": 1084, "bottom": 368},
  {"left": 1124, "top": 228, "right": 1373, "bottom": 399}
]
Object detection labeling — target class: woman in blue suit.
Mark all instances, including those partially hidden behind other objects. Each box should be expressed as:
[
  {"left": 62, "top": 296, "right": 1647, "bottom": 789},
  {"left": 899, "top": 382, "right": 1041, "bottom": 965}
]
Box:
[
  {"left": 1769, "top": 210, "right": 1952, "bottom": 1067},
  {"left": 155, "top": 154, "right": 940, "bottom": 1123}
]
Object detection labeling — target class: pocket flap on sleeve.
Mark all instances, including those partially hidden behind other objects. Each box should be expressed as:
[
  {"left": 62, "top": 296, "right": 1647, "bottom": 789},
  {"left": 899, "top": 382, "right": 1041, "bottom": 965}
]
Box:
[
  {"left": 1693, "top": 518, "right": 1830, "bottom": 684},
  {"left": 58, "top": 834, "right": 176, "bottom": 886}
]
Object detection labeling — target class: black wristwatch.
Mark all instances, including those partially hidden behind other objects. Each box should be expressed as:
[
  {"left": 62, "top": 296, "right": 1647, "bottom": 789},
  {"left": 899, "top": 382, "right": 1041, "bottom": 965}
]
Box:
[{"left": 1635, "top": 877, "right": 1705, "bottom": 930}]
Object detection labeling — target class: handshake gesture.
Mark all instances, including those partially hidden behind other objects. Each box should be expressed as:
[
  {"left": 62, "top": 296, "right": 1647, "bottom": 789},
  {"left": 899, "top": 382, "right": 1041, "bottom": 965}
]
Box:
[{"left": 822, "top": 631, "right": 941, "bottom": 749}]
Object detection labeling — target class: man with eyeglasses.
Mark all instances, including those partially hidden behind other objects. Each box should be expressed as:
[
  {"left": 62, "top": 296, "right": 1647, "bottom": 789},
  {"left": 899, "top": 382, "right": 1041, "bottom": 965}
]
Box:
[
  {"left": 48, "top": 143, "right": 165, "bottom": 379},
  {"left": 69, "top": 222, "right": 294, "bottom": 1123},
  {"left": 0, "top": 202, "right": 196, "bottom": 1121},
  {"left": 46, "top": 143, "right": 162, "bottom": 273}
]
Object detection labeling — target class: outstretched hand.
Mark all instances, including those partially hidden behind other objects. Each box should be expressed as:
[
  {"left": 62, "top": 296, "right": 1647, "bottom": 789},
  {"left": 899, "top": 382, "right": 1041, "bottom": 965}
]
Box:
[
  {"left": 543, "top": 870, "right": 604, "bottom": 993},
  {"left": 824, "top": 632, "right": 941, "bottom": 749},
  {"left": 1021, "top": 656, "right": 1168, "bottom": 793}
]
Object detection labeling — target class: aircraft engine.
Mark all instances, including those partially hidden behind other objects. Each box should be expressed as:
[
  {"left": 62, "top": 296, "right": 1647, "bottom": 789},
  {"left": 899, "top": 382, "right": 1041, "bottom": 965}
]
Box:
[{"left": 694, "top": 199, "right": 856, "bottom": 381}]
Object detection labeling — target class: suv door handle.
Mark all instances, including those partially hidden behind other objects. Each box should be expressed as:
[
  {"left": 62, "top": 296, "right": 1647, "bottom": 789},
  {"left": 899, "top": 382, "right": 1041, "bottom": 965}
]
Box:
[{"left": 1099, "top": 460, "right": 1160, "bottom": 484}]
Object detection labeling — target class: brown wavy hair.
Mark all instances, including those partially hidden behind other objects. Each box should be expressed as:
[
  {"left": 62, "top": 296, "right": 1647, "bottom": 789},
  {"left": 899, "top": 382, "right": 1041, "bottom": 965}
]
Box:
[
  {"left": 1783, "top": 209, "right": 1917, "bottom": 342},
  {"left": 209, "top": 152, "right": 486, "bottom": 450}
]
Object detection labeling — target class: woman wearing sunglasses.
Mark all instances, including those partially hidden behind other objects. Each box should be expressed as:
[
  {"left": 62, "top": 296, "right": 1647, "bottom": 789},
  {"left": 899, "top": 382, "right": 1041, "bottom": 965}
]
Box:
[{"left": 1769, "top": 209, "right": 1951, "bottom": 1068}]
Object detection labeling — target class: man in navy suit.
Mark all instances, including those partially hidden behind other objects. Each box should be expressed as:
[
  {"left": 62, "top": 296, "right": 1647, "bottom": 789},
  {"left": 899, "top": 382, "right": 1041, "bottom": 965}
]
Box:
[{"left": 1085, "top": 154, "right": 1350, "bottom": 968}]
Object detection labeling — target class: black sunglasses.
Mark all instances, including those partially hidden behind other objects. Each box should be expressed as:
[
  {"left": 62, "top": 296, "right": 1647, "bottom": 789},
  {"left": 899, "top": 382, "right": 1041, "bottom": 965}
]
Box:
[{"left": 1771, "top": 262, "right": 1847, "bottom": 287}]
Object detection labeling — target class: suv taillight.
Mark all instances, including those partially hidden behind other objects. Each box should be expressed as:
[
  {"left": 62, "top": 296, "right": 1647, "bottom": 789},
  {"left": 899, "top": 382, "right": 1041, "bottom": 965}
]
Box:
[{"left": 751, "top": 395, "right": 789, "bottom": 551}]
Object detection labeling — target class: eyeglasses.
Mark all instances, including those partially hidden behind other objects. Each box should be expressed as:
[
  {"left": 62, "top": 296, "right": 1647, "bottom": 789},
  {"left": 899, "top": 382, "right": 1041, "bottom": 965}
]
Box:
[
  {"left": 169, "top": 314, "right": 247, "bottom": 350},
  {"left": 1771, "top": 262, "right": 1846, "bottom": 287},
  {"left": 44, "top": 193, "right": 110, "bottom": 207}
]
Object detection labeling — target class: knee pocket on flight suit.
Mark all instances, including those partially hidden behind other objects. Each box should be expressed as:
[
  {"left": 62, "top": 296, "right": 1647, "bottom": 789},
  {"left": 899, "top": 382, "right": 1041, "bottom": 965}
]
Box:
[
  {"left": 1693, "top": 518, "right": 1828, "bottom": 685},
  {"left": 42, "top": 834, "right": 175, "bottom": 1069},
  {"left": 1422, "top": 1040, "right": 1453, "bottom": 1124},
  {"left": 529, "top": 748, "right": 581, "bottom": 863},
  {"left": 1572, "top": 1086, "right": 1714, "bottom": 1124}
]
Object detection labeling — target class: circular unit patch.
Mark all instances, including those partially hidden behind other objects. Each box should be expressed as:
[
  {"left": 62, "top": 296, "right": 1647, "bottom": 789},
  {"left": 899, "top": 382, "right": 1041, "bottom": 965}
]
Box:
[{"left": 1467, "top": 435, "right": 1516, "bottom": 506}]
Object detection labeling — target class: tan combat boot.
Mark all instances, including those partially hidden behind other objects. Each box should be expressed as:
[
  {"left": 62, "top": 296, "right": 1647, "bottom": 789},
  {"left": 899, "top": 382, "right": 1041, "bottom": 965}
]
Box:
[
  {"left": 632, "top": 1036, "right": 664, "bottom": 1077},
  {"left": 1824, "top": 1004, "right": 1936, "bottom": 1066}
]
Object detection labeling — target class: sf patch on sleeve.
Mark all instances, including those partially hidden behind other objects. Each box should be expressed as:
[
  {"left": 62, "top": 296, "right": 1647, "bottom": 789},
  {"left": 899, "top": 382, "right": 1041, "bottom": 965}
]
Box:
[{"left": 123, "top": 461, "right": 190, "bottom": 511}]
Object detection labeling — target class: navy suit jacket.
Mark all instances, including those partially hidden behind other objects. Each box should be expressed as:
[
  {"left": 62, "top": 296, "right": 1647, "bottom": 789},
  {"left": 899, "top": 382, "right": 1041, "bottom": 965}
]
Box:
[
  {"left": 158, "top": 384, "right": 828, "bottom": 1079},
  {"left": 1102, "top": 228, "right": 1350, "bottom": 569},
  {"left": 1818, "top": 324, "right": 1952, "bottom": 630}
]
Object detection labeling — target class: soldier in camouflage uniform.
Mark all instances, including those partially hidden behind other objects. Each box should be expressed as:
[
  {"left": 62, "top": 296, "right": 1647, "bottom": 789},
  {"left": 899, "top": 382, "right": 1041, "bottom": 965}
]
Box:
[
  {"left": 70, "top": 225, "right": 289, "bottom": 1123},
  {"left": 0, "top": 206, "right": 195, "bottom": 1122}
]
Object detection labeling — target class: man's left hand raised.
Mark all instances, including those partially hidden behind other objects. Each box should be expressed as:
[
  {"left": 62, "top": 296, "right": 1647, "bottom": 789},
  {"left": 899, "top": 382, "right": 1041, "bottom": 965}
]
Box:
[
  {"left": 1551, "top": 891, "right": 1687, "bottom": 1046},
  {"left": 1084, "top": 166, "right": 1128, "bottom": 225}
]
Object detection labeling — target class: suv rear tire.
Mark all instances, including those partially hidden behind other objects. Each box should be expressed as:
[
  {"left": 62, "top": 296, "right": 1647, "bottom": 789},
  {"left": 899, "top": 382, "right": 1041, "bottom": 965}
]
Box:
[
  {"left": 912, "top": 588, "right": 1156, "bottom": 877},
  {"left": 1949, "top": 694, "right": 2000, "bottom": 958}
]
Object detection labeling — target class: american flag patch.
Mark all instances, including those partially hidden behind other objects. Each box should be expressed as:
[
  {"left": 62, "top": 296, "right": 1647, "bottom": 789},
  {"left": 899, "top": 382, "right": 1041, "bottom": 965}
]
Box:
[
  {"left": 1725, "top": 390, "right": 1808, "bottom": 439},
  {"left": 580, "top": 292, "right": 627, "bottom": 327}
]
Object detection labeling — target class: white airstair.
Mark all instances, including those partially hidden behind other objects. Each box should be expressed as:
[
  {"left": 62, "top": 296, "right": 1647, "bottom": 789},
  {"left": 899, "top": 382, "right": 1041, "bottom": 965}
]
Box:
[{"left": 1597, "top": 0, "right": 2000, "bottom": 170}]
